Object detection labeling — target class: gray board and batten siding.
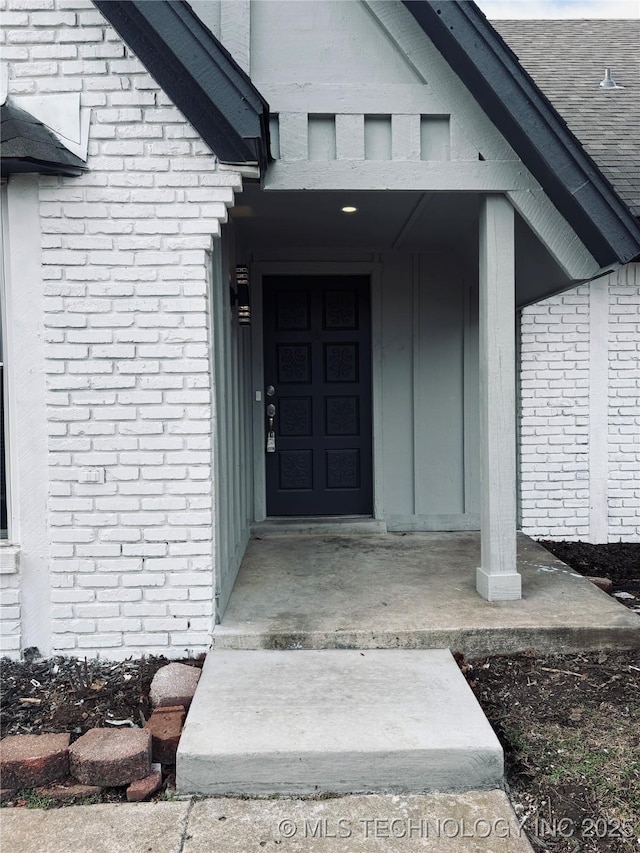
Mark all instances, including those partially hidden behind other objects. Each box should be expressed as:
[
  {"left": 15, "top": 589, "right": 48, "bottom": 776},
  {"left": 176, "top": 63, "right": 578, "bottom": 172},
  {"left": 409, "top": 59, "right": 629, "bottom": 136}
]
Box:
[
  {"left": 211, "top": 230, "right": 254, "bottom": 620},
  {"left": 247, "top": 253, "right": 481, "bottom": 533}
]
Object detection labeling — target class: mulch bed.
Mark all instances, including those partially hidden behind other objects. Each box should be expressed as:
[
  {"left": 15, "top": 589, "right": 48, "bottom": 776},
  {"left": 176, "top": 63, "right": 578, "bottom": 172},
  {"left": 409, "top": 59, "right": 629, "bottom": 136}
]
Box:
[
  {"left": 540, "top": 539, "right": 640, "bottom": 614},
  {"left": 1, "top": 655, "right": 170, "bottom": 740},
  {"left": 466, "top": 649, "right": 640, "bottom": 853},
  {"left": 0, "top": 540, "right": 638, "bottom": 852},
  {"left": 539, "top": 540, "right": 640, "bottom": 586}
]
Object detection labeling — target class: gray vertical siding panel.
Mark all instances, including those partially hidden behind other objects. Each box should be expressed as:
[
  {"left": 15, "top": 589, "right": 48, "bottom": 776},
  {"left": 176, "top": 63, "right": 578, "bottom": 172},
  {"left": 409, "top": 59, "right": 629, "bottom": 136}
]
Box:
[
  {"left": 382, "top": 251, "right": 479, "bottom": 530},
  {"left": 380, "top": 253, "right": 415, "bottom": 519},
  {"left": 213, "top": 228, "right": 253, "bottom": 620},
  {"left": 415, "top": 255, "right": 465, "bottom": 515}
]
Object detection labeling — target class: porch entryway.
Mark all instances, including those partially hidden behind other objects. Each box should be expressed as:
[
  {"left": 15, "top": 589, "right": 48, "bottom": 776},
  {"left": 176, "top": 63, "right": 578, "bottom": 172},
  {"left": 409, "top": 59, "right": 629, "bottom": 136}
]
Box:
[
  {"left": 177, "top": 532, "right": 639, "bottom": 796},
  {"left": 214, "top": 532, "right": 640, "bottom": 657}
]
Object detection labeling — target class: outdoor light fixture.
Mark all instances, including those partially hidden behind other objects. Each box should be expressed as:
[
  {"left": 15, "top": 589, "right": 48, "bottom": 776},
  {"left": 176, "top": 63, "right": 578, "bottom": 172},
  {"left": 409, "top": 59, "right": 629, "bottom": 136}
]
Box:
[
  {"left": 341, "top": 205, "right": 358, "bottom": 213},
  {"left": 231, "top": 265, "right": 251, "bottom": 325}
]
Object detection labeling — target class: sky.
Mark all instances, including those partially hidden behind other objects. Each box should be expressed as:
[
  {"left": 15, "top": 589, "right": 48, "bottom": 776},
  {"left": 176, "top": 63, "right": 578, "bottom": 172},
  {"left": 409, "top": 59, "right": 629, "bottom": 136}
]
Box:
[{"left": 476, "top": 0, "right": 639, "bottom": 17}]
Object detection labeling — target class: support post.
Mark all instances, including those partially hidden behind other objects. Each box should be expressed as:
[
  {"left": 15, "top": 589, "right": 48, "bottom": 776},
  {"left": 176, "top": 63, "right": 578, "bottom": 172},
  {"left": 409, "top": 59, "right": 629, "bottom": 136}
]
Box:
[{"left": 476, "top": 195, "right": 521, "bottom": 600}]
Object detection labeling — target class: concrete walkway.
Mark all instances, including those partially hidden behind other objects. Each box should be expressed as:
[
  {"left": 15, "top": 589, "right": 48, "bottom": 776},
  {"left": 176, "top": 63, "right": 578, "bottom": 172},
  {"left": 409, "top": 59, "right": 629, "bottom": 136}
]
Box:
[
  {"left": 214, "top": 533, "right": 640, "bottom": 656},
  {"left": 177, "top": 649, "right": 503, "bottom": 796},
  {"left": 2, "top": 791, "right": 535, "bottom": 852}
]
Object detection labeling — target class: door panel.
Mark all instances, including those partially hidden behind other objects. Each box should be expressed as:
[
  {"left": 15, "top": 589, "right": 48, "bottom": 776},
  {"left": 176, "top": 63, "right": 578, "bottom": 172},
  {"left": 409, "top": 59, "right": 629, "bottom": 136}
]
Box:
[{"left": 263, "top": 275, "right": 372, "bottom": 516}]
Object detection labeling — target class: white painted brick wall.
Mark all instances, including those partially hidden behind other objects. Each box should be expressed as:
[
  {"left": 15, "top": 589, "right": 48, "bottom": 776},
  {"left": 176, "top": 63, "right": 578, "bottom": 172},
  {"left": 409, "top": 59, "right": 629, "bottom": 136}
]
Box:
[
  {"left": 520, "top": 285, "right": 591, "bottom": 540},
  {"left": 608, "top": 264, "right": 640, "bottom": 541},
  {"left": 520, "top": 266, "right": 640, "bottom": 542},
  {"left": 3, "top": 0, "right": 241, "bottom": 657},
  {"left": 0, "top": 573, "right": 21, "bottom": 657}
]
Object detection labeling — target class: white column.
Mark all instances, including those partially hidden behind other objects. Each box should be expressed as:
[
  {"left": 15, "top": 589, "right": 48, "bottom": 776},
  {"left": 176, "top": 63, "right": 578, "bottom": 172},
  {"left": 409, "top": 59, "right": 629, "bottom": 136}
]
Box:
[
  {"left": 476, "top": 195, "right": 521, "bottom": 601},
  {"left": 4, "top": 175, "right": 52, "bottom": 650}
]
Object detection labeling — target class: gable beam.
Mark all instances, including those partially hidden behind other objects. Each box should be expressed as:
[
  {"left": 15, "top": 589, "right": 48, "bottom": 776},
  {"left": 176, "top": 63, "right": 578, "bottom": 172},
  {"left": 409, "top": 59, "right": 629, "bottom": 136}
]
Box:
[
  {"left": 508, "top": 189, "right": 600, "bottom": 288},
  {"left": 264, "top": 160, "right": 538, "bottom": 192},
  {"left": 254, "top": 82, "right": 449, "bottom": 116}
]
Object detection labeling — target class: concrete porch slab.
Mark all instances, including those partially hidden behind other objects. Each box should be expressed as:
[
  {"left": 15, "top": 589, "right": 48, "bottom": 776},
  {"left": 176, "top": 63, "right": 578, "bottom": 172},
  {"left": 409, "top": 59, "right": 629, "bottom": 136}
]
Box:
[
  {"left": 213, "top": 533, "right": 640, "bottom": 656},
  {"left": 176, "top": 649, "right": 503, "bottom": 796}
]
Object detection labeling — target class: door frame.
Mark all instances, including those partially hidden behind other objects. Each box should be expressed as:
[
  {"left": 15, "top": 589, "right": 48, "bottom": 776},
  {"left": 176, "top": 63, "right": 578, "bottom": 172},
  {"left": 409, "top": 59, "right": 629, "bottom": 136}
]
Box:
[{"left": 251, "top": 260, "right": 384, "bottom": 522}]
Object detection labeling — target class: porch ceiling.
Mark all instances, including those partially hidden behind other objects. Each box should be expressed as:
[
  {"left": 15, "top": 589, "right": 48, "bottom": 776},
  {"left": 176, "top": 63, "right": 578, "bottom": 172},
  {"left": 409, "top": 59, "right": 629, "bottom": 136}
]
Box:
[
  {"left": 231, "top": 184, "right": 573, "bottom": 306},
  {"left": 231, "top": 185, "right": 478, "bottom": 252}
]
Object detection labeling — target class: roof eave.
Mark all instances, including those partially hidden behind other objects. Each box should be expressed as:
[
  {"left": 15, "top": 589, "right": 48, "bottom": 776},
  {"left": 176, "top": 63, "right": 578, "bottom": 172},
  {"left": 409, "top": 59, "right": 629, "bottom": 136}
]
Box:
[
  {"left": 1, "top": 158, "right": 86, "bottom": 178},
  {"left": 1, "top": 101, "right": 88, "bottom": 177},
  {"left": 403, "top": 0, "right": 640, "bottom": 268},
  {"left": 92, "top": 0, "right": 271, "bottom": 171}
]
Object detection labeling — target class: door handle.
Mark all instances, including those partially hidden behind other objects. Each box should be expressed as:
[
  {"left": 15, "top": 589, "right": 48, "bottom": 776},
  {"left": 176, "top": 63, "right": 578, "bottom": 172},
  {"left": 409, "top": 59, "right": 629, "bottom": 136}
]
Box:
[{"left": 266, "top": 403, "right": 276, "bottom": 453}]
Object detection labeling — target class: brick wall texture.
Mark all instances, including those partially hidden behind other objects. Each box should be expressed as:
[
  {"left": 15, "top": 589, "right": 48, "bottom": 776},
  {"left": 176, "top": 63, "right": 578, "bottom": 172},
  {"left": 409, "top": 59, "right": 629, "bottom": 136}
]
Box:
[
  {"left": 0, "top": 574, "right": 21, "bottom": 656},
  {"left": 606, "top": 264, "right": 640, "bottom": 541},
  {"left": 520, "top": 285, "right": 591, "bottom": 540},
  {"left": 2, "top": 0, "right": 241, "bottom": 657},
  {"left": 520, "top": 264, "right": 640, "bottom": 542}
]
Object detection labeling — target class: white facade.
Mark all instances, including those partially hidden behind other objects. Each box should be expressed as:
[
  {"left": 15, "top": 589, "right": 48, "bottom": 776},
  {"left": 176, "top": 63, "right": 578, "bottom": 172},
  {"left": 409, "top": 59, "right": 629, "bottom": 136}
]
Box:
[
  {"left": 1, "top": 0, "right": 639, "bottom": 660},
  {"left": 1, "top": 0, "right": 243, "bottom": 658},
  {"left": 520, "top": 264, "right": 640, "bottom": 543}
]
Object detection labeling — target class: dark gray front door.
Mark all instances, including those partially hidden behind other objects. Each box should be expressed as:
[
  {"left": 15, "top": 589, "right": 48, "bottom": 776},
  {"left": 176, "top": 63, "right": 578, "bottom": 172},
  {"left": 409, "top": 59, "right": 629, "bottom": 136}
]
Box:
[{"left": 263, "top": 275, "right": 372, "bottom": 516}]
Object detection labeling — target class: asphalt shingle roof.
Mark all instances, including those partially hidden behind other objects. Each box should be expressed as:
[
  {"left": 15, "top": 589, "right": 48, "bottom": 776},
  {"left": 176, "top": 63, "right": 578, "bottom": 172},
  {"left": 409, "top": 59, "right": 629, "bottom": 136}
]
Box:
[
  {"left": 493, "top": 19, "right": 640, "bottom": 219},
  {"left": 0, "top": 101, "right": 86, "bottom": 176}
]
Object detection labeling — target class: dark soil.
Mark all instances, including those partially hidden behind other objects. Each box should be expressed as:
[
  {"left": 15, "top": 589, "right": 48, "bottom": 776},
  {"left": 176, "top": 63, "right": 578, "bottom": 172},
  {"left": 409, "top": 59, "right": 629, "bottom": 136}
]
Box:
[
  {"left": 466, "top": 649, "right": 640, "bottom": 853},
  {"left": 0, "top": 541, "right": 638, "bottom": 851},
  {"left": 539, "top": 540, "right": 640, "bottom": 585},
  {"left": 465, "top": 539, "right": 640, "bottom": 853},
  {"left": 540, "top": 539, "right": 640, "bottom": 614}
]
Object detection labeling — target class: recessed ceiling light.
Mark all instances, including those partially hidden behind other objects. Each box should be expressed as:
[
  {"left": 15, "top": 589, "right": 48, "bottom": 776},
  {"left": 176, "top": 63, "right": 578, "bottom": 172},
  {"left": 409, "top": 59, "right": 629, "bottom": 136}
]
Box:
[{"left": 341, "top": 206, "right": 358, "bottom": 214}]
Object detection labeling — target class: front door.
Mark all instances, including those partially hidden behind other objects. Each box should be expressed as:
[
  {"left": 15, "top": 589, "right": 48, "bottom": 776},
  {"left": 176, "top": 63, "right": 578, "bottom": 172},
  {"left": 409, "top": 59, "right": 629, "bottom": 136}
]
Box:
[{"left": 263, "top": 275, "right": 372, "bottom": 516}]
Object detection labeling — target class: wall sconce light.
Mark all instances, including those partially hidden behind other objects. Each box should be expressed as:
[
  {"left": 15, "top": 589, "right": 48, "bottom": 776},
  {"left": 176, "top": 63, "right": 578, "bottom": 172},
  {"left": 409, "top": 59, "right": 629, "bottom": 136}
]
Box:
[{"left": 230, "top": 265, "right": 251, "bottom": 325}]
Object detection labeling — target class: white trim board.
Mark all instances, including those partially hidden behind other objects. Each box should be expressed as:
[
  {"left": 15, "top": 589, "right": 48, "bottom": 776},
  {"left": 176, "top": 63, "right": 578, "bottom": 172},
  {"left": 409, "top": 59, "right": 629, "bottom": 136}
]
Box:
[
  {"left": 264, "top": 161, "right": 538, "bottom": 192},
  {"left": 3, "top": 176, "right": 51, "bottom": 651},
  {"left": 588, "top": 277, "right": 609, "bottom": 544},
  {"left": 256, "top": 82, "right": 453, "bottom": 115}
]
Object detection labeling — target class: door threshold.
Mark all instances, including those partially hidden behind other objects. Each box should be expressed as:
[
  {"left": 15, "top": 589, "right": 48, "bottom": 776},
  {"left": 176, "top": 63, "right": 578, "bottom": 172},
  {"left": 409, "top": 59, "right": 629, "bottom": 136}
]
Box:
[{"left": 251, "top": 516, "right": 387, "bottom": 536}]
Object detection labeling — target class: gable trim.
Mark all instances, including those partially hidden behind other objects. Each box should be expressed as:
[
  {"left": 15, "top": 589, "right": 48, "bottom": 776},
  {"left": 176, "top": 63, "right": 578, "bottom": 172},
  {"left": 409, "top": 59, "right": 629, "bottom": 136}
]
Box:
[
  {"left": 92, "top": 0, "right": 270, "bottom": 169},
  {"left": 402, "top": 0, "right": 640, "bottom": 267}
]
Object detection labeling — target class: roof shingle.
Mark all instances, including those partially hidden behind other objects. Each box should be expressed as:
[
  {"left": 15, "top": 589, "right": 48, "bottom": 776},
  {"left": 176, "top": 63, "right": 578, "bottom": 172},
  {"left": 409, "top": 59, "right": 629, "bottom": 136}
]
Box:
[
  {"left": 494, "top": 19, "right": 640, "bottom": 218},
  {"left": 0, "top": 101, "right": 87, "bottom": 176}
]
